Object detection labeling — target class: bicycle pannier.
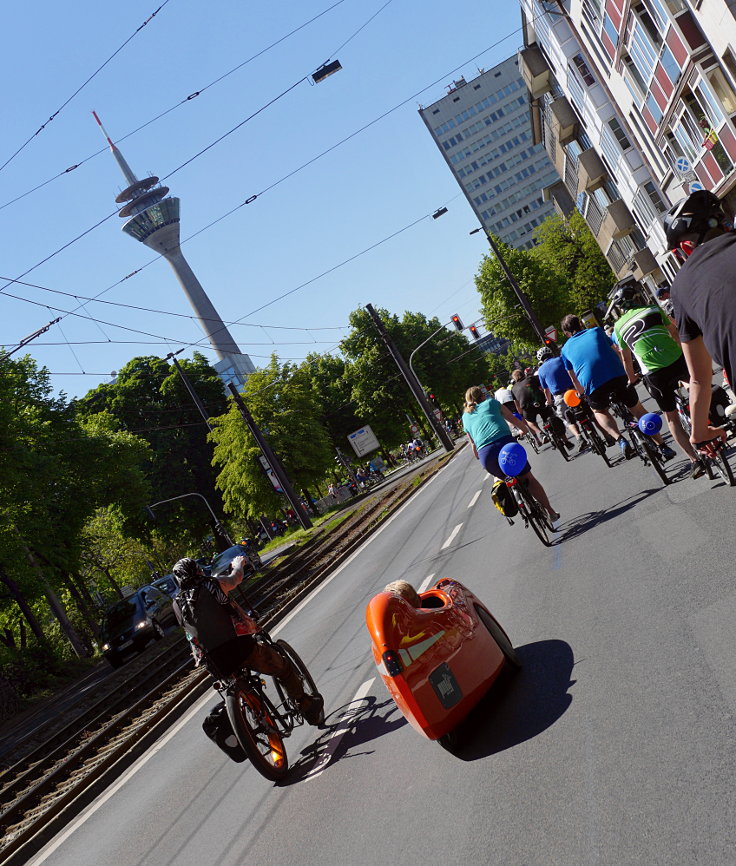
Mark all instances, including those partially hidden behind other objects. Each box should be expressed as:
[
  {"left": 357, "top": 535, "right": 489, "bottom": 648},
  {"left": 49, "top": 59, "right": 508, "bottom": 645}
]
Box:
[
  {"left": 491, "top": 480, "right": 518, "bottom": 518},
  {"left": 202, "top": 700, "right": 247, "bottom": 762}
]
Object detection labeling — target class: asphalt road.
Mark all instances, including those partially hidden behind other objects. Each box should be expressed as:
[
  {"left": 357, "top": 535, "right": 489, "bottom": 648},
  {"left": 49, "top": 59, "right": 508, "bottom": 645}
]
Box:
[{"left": 28, "top": 419, "right": 736, "bottom": 866}]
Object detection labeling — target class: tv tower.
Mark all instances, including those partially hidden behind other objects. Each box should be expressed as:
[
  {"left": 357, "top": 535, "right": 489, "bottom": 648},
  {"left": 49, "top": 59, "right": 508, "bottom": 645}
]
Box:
[{"left": 93, "top": 111, "right": 255, "bottom": 387}]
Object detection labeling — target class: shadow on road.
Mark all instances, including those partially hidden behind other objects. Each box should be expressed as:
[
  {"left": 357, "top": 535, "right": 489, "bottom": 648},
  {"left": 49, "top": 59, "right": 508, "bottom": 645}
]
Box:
[
  {"left": 453, "top": 638, "right": 576, "bottom": 760},
  {"left": 556, "top": 489, "right": 657, "bottom": 543}
]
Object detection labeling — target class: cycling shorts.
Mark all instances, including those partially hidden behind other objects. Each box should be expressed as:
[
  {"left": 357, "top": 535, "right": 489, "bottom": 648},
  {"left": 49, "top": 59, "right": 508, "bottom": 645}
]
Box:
[
  {"left": 588, "top": 375, "right": 639, "bottom": 412},
  {"left": 478, "top": 434, "right": 531, "bottom": 480},
  {"left": 643, "top": 355, "right": 689, "bottom": 413},
  {"left": 522, "top": 404, "right": 553, "bottom": 425},
  {"left": 553, "top": 393, "right": 578, "bottom": 426}
]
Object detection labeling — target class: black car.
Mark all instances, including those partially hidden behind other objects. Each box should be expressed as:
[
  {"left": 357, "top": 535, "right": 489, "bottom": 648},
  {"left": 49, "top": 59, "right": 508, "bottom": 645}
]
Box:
[
  {"left": 152, "top": 574, "right": 179, "bottom": 598},
  {"left": 99, "top": 585, "right": 178, "bottom": 668},
  {"left": 210, "top": 544, "right": 262, "bottom": 577}
]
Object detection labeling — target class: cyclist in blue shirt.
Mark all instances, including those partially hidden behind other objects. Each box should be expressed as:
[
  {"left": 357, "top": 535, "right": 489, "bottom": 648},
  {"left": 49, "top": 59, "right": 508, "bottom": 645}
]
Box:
[
  {"left": 536, "top": 346, "right": 586, "bottom": 453},
  {"left": 560, "top": 314, "right": 674, "bottom": 461},
  {"left": 463, "top": 385, "right": 559, "bottom": 521}
]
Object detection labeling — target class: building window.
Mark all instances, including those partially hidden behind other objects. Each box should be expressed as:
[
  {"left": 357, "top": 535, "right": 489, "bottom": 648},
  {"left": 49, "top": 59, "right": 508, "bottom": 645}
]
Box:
[
  {"left": 608, "top": 117, "right": 632, "bottom": 150},
  {"left": 645, "top": 91, "right": 663, "bottom": 123},
  {"left": 660, "top": 44, "right": 681, "bottom": 86},
  {"left": 603, "top": 13, "right": 619, "bottom": 46},
  {"left": 572, "top": 53, "right": 596, "bottom": 86},
  {"left": 708, "top": 64, "right": 736, "bottom": 114}
]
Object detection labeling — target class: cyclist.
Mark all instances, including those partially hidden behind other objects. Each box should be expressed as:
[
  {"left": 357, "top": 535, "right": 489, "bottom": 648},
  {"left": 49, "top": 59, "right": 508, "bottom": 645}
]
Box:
[
  {"left": 560, "top": 314, "right": 675, "bottom": 462},
  {"left": 536, "top": 345, "right": 585, "bottom": 453},
  {"left": 463, "top": 385, "right": 559, "bottom": 522},
  {"left": 171, "top": 556, "right": 323, "bottom": 725},
  {"left": 510, "top": 369, "right": 550, "bottom": 447},
  {"left": 663, "top": 190, "right": 731, "bottom": 446},
  {"left": 493, "top": 382, "right": 517, "bottom": 413},
  {"left": 611, "top": 281, "right": 704, "bottom": 478}
]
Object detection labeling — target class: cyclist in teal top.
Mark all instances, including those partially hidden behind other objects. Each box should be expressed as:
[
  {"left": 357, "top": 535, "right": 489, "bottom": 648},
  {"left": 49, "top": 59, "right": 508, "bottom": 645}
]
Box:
[
  {"left": 611, "top": 282, "right": 702, "bottom": 477},
  {"left": 463, "top": 386, "right": 559, "bottom": 521}
]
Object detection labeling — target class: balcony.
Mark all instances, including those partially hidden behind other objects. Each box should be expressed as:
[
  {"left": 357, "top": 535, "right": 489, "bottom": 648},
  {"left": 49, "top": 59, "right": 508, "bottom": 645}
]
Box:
[
  {"left": 577, "top": 148, "right": 608, "bottom": 193},
  {"left": 601, "top": 199, "right": 636, "bottom": 240},
  {"left": 549, "top": 97, "right": 578, "bottom": 146},
  {"left": 519, "top": 46, "right": 552, "bottom": 99},
  {"left": 542, "top": 180, "right": 576, "bottom": 217},
  {"left": 630, "top": 247, "right": 659, "bottom": 280}
]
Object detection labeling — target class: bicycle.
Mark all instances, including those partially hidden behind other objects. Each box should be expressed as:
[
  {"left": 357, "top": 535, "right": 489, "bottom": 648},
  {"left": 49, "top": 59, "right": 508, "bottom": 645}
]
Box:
[
  {"left": 502, "top": 472, "right": 554, "bottom": 546},
  {"left": 540, "top": 411, "right": 571, "bottom": 462},
  {"left": 694, "top": 437, "right": 735, "bottom": 486},
  {"left": 568, "top": 401, "right": 611, "bottom": 467},
  {"left": 210, "top": 631, "right": 324, "bottom": 781},
  {"left": 608, "top": 395, "right": 670, "bottom": 487}
]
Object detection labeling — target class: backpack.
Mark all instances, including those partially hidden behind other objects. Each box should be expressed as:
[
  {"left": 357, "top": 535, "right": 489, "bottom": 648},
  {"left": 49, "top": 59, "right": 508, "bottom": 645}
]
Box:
[
  {"left": 202, "top": 700, "right": 247, "bottom": 762},
  {"left": 491, "top": 479, "right": 518, "bottom": 517}
]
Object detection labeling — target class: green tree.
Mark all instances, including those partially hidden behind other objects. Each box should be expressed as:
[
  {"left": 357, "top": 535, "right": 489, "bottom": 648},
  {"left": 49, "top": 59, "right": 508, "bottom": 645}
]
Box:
[
  {"left": 210, "top": 356, "right": 334, "bottom": 519},
  {"left": 75, "top": 353, "right": 228, "bottom": 545},
  {"left": 298, "top": 353, "right": 363, "bottom": 449},
  {"left": 532, "top": 210, "right": 615, "bottom": 315}
]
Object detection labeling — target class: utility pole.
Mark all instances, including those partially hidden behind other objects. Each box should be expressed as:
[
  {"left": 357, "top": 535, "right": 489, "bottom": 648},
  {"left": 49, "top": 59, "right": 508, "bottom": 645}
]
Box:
[
  {"left": 470, "top": 227, "right": 553, "bottom": 351},
  {"left": 227, "top": 384, "right": 312, "bottom": 530},
  {"left": 365, "top": 304, "right": 454, "bottom": 453},
  {"left": 166, "top": 351, "right": 213, "bottom": 431}
]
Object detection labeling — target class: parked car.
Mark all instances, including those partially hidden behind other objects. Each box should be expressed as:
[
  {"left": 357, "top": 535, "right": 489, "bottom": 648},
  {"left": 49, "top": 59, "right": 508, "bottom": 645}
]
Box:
[
  {"left": 210, "top": 543, "right": 262, "bottom": 577},
  {"left": 152, "top": 574, "right": 179, "bottom": 598},
  {"left": 99, "top": 585, "right": 178, "bottom": 669}
]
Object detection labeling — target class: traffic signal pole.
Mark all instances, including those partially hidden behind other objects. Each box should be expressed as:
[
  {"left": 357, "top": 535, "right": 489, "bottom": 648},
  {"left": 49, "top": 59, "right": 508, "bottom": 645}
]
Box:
[{"left": 365, "top": 304, "right": 454, "bottom": 454}]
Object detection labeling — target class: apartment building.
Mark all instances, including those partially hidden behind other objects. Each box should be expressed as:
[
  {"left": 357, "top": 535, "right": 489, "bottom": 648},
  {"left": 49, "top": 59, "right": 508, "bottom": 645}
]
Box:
[
  {"left": 518, "top": 0, "right": 736, "bottom": 288},
  {"left": 419, "top": 56, "right": 559, "bottom": 250}
]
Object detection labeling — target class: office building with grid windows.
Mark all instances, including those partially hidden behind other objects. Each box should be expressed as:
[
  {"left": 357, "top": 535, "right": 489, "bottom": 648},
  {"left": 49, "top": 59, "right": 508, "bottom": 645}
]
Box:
[{"left": 419, "top": 56, "right": 559, "bottom": 250}]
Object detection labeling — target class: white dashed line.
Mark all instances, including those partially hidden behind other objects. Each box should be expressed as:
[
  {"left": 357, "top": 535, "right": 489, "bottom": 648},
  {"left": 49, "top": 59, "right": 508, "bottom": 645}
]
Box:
[
  {"left": 418, "top": 573, "right": 435, "bottom": 593},
  {"left": 441, "top": 523, "right": 463, "bottom": 550},
  {"left": 467, "top": 490, "right": 481, "bottom": 508}
]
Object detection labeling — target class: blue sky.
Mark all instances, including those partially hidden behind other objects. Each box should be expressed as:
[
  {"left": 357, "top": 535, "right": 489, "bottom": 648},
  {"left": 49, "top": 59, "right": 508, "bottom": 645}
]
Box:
[{"left": 2, "top": 0, "right": 525, "bottom": 399}]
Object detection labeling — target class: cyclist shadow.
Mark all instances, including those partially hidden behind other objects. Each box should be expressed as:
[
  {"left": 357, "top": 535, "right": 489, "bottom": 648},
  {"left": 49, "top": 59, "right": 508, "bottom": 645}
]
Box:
[
  {"left": 451, "top": 638, "right": 576, "bottom": 760},
  {"left": 556, "top": 490, "right": 656, "bottom": 542},
  {"left": 277, "top": 695, "right": 406, "bottom": 785}
]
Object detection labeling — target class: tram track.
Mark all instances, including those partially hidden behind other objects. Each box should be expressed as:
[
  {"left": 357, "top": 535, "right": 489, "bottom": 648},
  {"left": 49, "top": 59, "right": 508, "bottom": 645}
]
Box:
[{"left": 0, "top": 448, "right": 461, "bottom": 865}]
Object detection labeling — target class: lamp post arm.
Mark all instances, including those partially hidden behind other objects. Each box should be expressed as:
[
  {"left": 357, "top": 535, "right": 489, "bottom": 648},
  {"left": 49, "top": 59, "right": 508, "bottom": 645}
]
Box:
[
  {"left": 147, "top": 493, "right": 233, "bottom": 545},
  {"left": 408, "top": 321, "right": 452, "bottom": 381}
]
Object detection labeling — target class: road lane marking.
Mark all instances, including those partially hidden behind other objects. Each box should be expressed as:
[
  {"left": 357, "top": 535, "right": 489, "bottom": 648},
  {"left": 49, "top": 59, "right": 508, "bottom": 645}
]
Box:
[
  {"left": 418, "top": 573, "right": 435, "bottom": 592},
  {"left": 467, "top": 490, "right": 481, "bottom": 508},
  {"left": 306, "top": 678, "right": 375, "bottom": 781},
  {"left": 441, "top": 523, "right": 462, "bottom": 550}
]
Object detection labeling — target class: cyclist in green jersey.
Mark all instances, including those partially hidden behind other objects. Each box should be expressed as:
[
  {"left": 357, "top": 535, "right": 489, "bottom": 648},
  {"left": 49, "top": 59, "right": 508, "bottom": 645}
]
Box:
[{"left": 611, "top": 282, "right": 703, "bottom": 478}]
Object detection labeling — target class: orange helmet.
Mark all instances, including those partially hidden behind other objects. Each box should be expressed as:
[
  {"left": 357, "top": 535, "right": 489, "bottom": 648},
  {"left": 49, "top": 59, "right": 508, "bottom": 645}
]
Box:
[{"left": 564, "top": 389, "right": 581, "bottom": 407}]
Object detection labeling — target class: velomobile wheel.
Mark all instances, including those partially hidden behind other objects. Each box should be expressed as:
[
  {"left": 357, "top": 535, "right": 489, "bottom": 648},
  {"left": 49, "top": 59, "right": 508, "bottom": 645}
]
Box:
[
  {"left": 437, "top": 728, "right": 462, "bottom": 753},
  {"left": 475, "top": 605, "right": 521, "bottom": 670}
]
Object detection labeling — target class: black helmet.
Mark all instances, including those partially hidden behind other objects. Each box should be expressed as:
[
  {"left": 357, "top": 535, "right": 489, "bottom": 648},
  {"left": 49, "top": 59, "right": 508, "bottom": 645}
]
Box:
[
  {"left": 663, "top": 190, "right": 724, "bottom": 249},
  {"left": 172, "top": 557, "right": 202, "bottom": 589},
  {"left": 610, "top": 276, "right": 641, "bottom": 311},
  {"left": 536, "top": 346, "right": 553, "bottom": 363}
]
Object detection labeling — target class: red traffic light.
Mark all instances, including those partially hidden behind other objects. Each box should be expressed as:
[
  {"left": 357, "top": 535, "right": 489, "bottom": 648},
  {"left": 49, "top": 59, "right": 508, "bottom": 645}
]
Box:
[
  {"left": 451, "top": 314, "right": 464, "bottom": 331},
  {"left": 469, "top": 324, "right": 480, "bottom": 340}
]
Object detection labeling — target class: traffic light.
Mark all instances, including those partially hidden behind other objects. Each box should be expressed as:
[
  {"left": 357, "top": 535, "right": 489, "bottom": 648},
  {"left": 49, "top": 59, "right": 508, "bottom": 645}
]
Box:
[
  {"left": 469, "top": 324, "right": 480, "bottom": 340},
  {"left": 451, "top": 314, "right": 464, "bottom": 331}
]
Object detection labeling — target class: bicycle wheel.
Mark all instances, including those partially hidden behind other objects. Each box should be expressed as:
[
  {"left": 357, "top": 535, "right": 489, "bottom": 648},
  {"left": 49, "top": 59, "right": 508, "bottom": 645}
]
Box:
[
  {"left": 226, "top": 684, "right": 289, "bottom": 781},
  {"left": 525, "top": 433, "right": 539, "bottom": 454},
  {"left": 713, "top": 448, "right": 736, "bottom": 486},
  {"left": 518, "top": 484, "right": 551, "bottom": 547},
  {"left": 474, "top": 605, "right": 521, "bottom": 670},
  {"left": 586, "top": 424, "right": 612, "bottom": 467},
  {"left": 638, "top": 435, "right": 670, "bottom": 486},
  {"left": 275, "top": 639, "right": 325, "bottom": 726},
  {"left": 549, "top": 428, "right": 570, "bottom": 461}
]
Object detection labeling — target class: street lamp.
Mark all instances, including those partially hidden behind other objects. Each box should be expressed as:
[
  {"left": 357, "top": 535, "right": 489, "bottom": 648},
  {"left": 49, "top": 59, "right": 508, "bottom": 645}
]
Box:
[
  {"left": 469, "top": 226, "right": 551, "bottom": 350},
  {"left": 145, "top": 493, "right": 233, "bottom": 548}
]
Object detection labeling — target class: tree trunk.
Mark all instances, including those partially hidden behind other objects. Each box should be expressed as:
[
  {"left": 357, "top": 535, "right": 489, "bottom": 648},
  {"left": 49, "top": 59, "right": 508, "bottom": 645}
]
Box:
[
  {"left": 64, "top": 574, "right": 100, "bottom": 639},
  {"left": 103, "top": 567, "right": 125, "bottom": 600},
  {"left": 0, "top": 564, "right": 47, "bottom": 645},
  {"left": 12, "top": 527, "right": 88, "bottom": 658}
]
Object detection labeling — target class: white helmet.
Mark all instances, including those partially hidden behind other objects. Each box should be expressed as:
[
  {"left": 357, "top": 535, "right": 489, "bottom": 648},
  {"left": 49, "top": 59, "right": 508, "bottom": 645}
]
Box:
[{"left": 536, "top": 346, "right": 553, "bottom": 363}]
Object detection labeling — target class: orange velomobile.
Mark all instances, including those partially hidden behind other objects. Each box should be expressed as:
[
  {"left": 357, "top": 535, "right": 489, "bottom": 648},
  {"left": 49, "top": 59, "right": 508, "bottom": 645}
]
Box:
[{"left": 365, "top": 578, "right": 520, "bottom": 749}]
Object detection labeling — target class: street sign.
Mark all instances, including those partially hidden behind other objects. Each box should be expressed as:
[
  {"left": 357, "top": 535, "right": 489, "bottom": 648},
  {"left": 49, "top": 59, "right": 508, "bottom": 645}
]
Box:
[
  {"left": 674, "top": 156, "right": 692, "bottom": 175},
  {"left": 433, "top": 408, "right": 443, "bottom": 421},
  {"left": 348, "top": 425, "right": 380, "bottom": 457},
  {"left": 258, "top": 455, "right": 283, "bottom": 493},
  {"left": 544, "top": 325, "right": 558, "bottom": 342},
  {"left": 410, "top": 424, "right": 419, "bottom": 435},
  {"left": 689, "top": 181, "right": 705, "bottom": 193}
]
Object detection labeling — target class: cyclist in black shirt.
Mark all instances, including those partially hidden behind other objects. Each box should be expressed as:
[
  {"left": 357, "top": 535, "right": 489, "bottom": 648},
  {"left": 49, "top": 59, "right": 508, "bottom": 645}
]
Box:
[{"left": 663, "top": 190, "right": 732, "bottom": 445}]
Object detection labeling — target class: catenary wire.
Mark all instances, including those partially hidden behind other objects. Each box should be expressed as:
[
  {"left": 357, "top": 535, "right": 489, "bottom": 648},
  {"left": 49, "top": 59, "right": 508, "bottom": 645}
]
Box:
[{"left": 0, "top": 0, "right": 173, "bottom": 175}]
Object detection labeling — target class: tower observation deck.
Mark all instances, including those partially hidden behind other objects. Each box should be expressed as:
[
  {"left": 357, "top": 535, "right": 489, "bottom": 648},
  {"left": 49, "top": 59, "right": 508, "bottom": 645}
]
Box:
[{"left": 93, "top": 112, "right": 255, "bottom": 387}]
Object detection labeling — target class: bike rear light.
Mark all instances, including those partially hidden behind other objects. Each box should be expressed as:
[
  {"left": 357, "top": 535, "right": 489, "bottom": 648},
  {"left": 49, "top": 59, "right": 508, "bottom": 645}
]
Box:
[
  {"left": 506, "top": 477, "right": 518, "bottom": 487},
  {"left": 382, "top": 650, "right": 403, "bottom": 676}
]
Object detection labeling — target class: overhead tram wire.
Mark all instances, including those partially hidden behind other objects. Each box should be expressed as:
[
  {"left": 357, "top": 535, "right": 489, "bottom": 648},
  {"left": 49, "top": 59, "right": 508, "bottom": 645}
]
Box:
[
  {"left": 0, "top": 0, "right": 173, "bottom": 175},
  {"left": 0, "top": 0, "right": 347, "bottom": 212},
  {"left": 0, "top": 18, "right": 536, "bottom": 315}
]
